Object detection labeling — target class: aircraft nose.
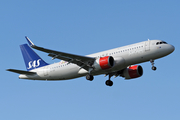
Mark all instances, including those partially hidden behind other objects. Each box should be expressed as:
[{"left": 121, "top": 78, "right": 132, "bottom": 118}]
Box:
[{"left": 170, "top": 45, "right": 175, "bottom": 53}]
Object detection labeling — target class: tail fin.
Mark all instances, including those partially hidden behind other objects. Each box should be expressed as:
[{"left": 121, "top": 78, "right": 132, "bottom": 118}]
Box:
[{"left": 20, "top": 44, "right": 49, "bottom": 71}]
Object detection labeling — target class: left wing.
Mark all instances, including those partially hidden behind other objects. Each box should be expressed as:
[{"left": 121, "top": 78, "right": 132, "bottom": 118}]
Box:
[{"left": 25, "top": 36, "right": 95, "bottom": 71}]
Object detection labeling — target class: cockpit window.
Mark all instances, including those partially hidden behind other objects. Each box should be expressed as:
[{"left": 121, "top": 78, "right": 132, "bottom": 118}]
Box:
[
  {"left": 156, "top": 41, "right": 167, "bottom": 45},
  {"left": 162, "top": 41, "right": 167, "bottom": 44}
]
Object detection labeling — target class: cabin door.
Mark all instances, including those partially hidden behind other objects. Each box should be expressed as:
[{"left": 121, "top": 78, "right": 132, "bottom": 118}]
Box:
[{"left": 145, "top": 41, "right": 150, "bottom": 51}]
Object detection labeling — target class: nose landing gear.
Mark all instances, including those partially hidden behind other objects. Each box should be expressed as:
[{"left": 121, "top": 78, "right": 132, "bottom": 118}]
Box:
[{"left": 150, "top": 59, "right": 157, "bottom": 71}]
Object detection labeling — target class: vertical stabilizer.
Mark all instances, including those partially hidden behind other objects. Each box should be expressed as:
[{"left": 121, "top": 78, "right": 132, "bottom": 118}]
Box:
[{"left": 20, "top": 44, "right": 49, "bottom": 71}]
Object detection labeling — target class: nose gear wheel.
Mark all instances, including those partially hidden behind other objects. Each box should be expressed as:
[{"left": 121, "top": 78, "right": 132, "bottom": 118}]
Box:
[{"left": 150, "top": 59, "right": 157, "bottom": 71}]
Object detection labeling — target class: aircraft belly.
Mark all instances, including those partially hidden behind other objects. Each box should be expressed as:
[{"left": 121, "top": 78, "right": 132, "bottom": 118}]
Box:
[{"left": 48, "top": 65, "right": 81, "bottom": 80}]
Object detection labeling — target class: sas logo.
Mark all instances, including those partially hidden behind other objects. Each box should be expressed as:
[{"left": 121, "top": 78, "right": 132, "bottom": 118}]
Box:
[{"left": 27, "top": 59, "right": 41, "bottom": 69}]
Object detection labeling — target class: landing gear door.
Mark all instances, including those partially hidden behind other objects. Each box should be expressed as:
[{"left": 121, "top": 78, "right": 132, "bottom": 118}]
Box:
[{"left": 145, "top": 41, "right": 150, "bottom": 51}]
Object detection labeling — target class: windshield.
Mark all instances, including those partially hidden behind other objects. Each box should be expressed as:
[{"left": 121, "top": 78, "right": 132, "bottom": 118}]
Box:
[{"left": 156, "top": 41, "right": 167, "bottom": 45}]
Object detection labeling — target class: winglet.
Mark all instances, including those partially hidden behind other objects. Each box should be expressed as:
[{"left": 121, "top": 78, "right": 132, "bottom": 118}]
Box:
[{"left": 25, "top": 36, "right": 35, "bottom": 47}]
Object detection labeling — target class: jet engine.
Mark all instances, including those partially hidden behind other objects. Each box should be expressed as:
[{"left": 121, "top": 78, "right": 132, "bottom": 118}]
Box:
[
  {"left": 93, "top": 56, "right": 114, "bottom": 70},
  {"left": 122, "top": 65, "right": 143, "bottom": 79}
]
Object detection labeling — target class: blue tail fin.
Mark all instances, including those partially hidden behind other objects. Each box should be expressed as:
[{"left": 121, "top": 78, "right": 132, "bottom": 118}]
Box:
[{"left": 20, "top": 44, "right": 49, "bottom": 71}]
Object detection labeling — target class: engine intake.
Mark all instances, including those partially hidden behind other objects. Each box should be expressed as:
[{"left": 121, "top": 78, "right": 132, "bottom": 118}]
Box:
[
  {"left": 93, "top": 56, "right": 114, "bottom": 70},
  {"left": 122, "top": 65, "right": 143, "bottom": 79}
]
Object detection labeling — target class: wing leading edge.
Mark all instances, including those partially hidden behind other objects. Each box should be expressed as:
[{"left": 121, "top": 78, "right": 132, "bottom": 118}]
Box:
[{"left": 25, "top": 36, "right": 95, "bottom": 71}]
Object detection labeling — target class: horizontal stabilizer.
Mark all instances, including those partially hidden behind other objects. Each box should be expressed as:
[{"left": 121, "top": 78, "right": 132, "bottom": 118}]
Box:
[{"left": 6, "top": 69, "right": 36, "bottom": 75}]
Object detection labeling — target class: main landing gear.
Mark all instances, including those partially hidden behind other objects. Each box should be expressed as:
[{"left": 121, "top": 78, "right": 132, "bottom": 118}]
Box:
[
  {"left": 105, "top": 74, "right": 113, "bottom": 87},
  {"left": 86, "top": 67, "right": 94, "bottom": 81},
  {"left": 86, "top": 73, "right": 113, "bottom": 86},
  {"left": 150, "top": 59, "right": 157, "bottom": 71},
  {"left": 86, "top": 74, "right": 94, "bottom": 81}
]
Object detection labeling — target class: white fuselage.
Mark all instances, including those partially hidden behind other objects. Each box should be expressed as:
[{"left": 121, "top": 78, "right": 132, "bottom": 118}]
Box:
[{"left": 19, "top": 40, "right": 174, "bottom": 80}]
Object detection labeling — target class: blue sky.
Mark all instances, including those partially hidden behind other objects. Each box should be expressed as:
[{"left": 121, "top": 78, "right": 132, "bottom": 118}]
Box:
[{"left": 1, "top": 0, "right": 179, "bottom": 120}]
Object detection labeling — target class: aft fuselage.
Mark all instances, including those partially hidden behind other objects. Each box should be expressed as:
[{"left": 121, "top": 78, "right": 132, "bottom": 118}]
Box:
[{"left": 19, "top": 40, "right": 174, "bottom": 80}]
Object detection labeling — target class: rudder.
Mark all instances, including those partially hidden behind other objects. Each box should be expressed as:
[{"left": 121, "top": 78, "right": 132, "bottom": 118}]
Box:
[{"left": 20, "top": 44, "right": 49, "bottom": 71}]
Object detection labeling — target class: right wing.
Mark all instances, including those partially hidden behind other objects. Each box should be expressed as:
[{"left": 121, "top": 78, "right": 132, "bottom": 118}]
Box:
[
  {"left": 6, "top": 69, "right": 36, "bottom": 75},
  {"left": 25, "top": 36, "right": 95, "bottom": 71}
]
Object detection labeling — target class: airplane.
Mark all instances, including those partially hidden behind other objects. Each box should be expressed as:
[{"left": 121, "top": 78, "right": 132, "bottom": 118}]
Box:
[{"left": 7, "top": 37, "right": 175, "bottom": 86}]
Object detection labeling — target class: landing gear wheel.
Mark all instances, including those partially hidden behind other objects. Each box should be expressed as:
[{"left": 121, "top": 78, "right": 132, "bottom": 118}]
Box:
[
  {"left": 86, "top": 74, "right": 94, "bottom": 81},
  {"left": 150, "top": 59, "right": 157, "bottom": 71},
  {"left": 152, "top": 66, "right": 157, "bottom": 71},
  {"left": 105, "top": 80, "right": 113, "bottom": 86}
]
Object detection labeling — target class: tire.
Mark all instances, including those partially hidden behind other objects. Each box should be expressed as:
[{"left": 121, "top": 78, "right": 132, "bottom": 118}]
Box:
[
  {"left": 105, "top": 80, "right": 113, "bottom": 86},
  {"left": 152, "top": 66, "right": 157, "bottom": 71},
  {"left": 86, "top": 74, "right": 94, "bottom": 81}
]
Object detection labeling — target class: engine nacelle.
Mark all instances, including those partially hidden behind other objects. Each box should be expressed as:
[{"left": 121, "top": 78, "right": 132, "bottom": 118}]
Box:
[
  {"left": 93, "top": 56, "right": 114, "bottom": 70},
  {"left": 122, "top": 65, "right": 143, "bottom": 79}
]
